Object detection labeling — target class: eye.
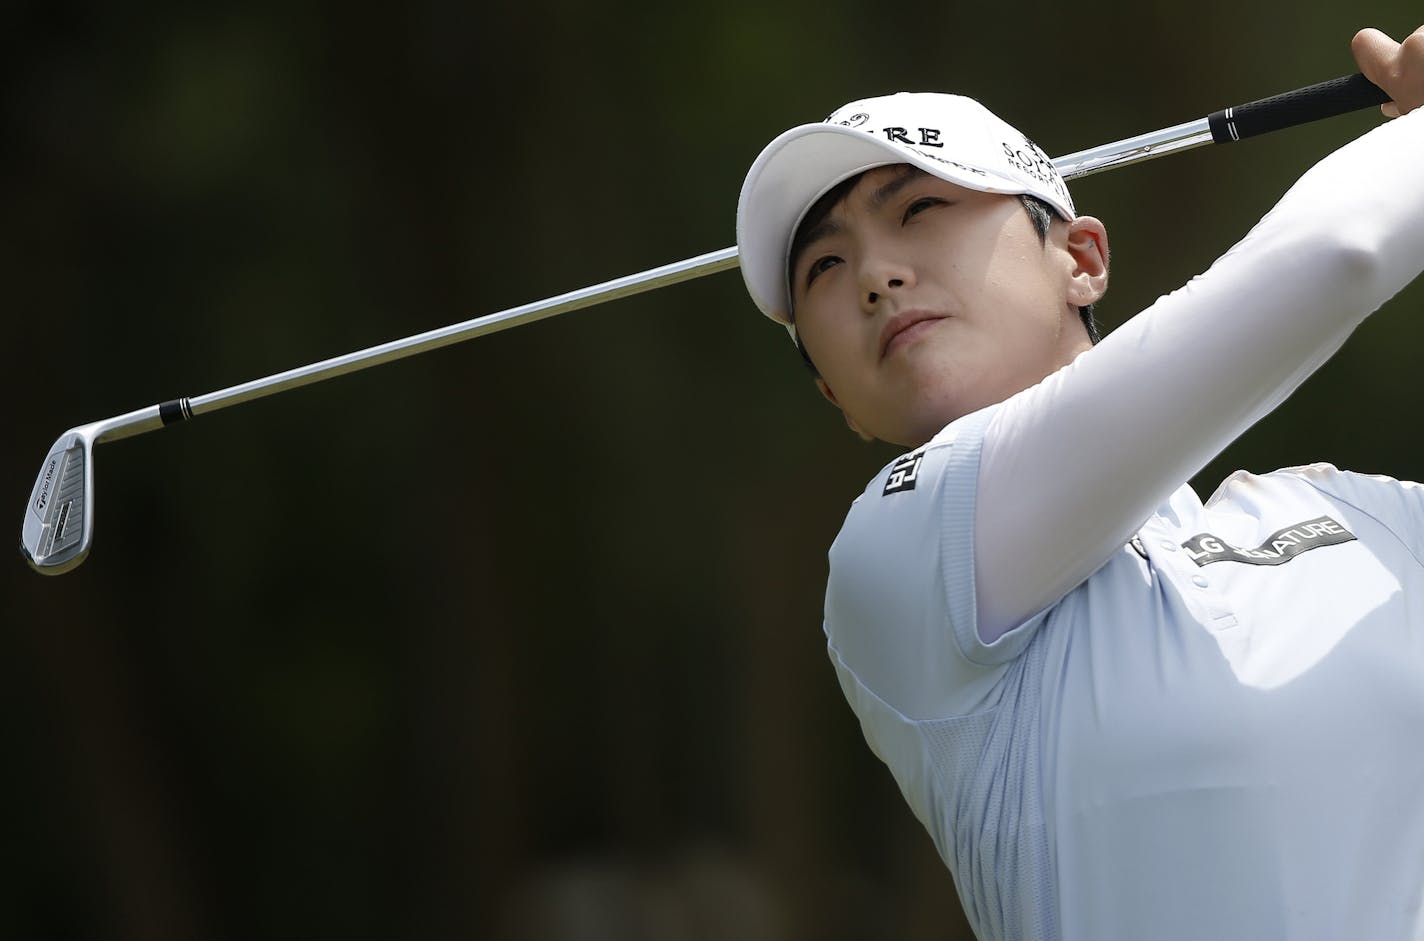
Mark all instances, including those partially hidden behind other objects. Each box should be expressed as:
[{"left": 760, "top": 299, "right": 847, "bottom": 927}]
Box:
[
  {"left": 903, "top": 196, "right": 947, "bottom": 222},
  {"left": 804, "top": 254, "right": 842, "bottom": 287}
]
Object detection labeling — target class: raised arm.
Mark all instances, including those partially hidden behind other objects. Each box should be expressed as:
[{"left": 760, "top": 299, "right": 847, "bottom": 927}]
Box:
[{"left": 973, "top": 27, "right": 1424, "bottom": 642}]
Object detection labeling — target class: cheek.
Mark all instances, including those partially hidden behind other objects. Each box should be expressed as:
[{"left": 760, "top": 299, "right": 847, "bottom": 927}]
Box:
[
  {"left": 981, "top": 250, "right": 1067, "bottom": 330},
  {"left": 797, "top": 324, "right": 867, "bottom": 408},
  {"left": 797, "top": 286, "right": 867, "bottom": 361}
]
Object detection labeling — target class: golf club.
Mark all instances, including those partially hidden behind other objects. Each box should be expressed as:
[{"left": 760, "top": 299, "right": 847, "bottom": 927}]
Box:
[{"left": 21, "top": 73, "right": 1390, "bottom": 575}]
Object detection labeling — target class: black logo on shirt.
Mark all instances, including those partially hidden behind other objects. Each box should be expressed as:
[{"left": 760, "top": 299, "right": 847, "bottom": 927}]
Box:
[
  {"left": 883, "top": 451, "right": 924, "bottom": 495},
  {"left": 1182, "top": 516, "right": 1356, "bottom": 567}
]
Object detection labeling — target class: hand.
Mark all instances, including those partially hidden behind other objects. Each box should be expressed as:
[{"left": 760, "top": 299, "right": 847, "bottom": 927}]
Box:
[{"left": 1352, "top": 26, "right": 1424, "bottom": 118}]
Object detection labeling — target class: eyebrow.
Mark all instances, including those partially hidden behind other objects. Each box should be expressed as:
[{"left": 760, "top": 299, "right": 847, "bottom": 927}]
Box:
[
  {"left": 794, "top": 166, "right": 930, "bottom": 262},
  {"left": 795, "top": 217, "right": 842, "bottom": 257},
  {"left": 865, "top": 165, "right": 929, "bottom": 213}
]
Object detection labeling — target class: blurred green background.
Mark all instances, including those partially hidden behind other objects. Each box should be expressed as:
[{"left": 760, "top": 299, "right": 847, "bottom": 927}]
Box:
[{"left": 5, "top": 2, "right": 1422, "bottom": 938}]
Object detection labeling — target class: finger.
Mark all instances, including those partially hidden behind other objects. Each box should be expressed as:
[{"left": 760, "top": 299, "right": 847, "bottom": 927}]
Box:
[
  {"left": 1395, "top": 26, "right": 1424, "bottom": 115},
  {"left": 1404, "top": 25, "right": 1424, "bottom": 68},
  {"left": 1352, "top": 27, "right": 1400, "bottom": 88},
  {"left": 1383, "top": 102, "right": 1401, "bottom": 118}
]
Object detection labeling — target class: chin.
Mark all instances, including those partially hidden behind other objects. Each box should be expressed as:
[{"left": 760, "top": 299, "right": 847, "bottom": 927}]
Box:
[{"left": 892, "top": 381, "right": 984, "bottom": 444}]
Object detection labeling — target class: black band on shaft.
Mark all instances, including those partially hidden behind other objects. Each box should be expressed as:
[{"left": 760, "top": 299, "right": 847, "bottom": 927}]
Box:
[
  {"left": 1209, "top": 73, "right": 1391, "bottom": 144},
  {"left": 159, "top": 398, "right": 193, "bottom": 426}
]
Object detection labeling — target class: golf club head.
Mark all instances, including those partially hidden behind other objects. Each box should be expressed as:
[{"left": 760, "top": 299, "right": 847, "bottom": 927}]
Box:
[{"left": 22, "top": 430, "right": 95, "bottom": 575}]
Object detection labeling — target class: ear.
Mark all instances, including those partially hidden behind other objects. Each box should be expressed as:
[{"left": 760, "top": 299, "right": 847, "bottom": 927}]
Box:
[
  {"left": 1063, "top": 216, "right": 1110, "bottom": 307},
  {"left": 815, "top": 377, "right": 874, "bottom": 441}
]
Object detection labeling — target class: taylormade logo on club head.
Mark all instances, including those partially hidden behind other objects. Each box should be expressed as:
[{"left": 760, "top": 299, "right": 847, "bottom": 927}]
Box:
[{"left": 34, "top": 456, "right": 57, "bottom": 513}]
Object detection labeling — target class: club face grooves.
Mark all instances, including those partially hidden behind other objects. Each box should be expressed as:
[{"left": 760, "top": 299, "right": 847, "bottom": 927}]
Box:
[{"left": 22, "top": 433, "right": 93, "bottom": 575}]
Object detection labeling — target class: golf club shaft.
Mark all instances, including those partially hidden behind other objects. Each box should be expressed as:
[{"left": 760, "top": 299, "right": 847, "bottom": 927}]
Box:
[{"left": 83, "top": 72, "right": 1394, "bottom": 448}]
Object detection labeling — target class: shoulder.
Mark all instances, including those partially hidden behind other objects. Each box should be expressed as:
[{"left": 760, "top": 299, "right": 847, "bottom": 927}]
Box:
[
  {"left": 1266, "top": 462, "right": 1424, "bottom": 503},
  {"left": 831, "top": 408, "right": 995, "bottom": 583},
  {"left": 1211, "top": 463, "right": 1424, "bottom": 556},
  {"left": 823, "top": 407, "right": 1007, "bottom": 717},
  {"left": 840, "top": 407, "right": 995, "bottom": 521},
  {"left": 1211, "top": 463, "right": 1423, "bottom": 498}
]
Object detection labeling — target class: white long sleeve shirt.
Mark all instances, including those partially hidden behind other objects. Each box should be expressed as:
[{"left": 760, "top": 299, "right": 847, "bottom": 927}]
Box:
[{"left": 823, "top": 107, "right": 1424, "bottom": 940}]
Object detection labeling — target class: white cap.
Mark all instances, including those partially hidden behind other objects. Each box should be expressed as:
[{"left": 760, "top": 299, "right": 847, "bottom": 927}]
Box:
[{"left": 736, "top": 92, "right": 1075, "bottom": 330}]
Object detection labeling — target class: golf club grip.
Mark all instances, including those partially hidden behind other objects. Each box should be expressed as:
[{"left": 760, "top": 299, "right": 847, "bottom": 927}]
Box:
[{"left": 1208, "top": 73, "right": 1390, "bottom": 143}]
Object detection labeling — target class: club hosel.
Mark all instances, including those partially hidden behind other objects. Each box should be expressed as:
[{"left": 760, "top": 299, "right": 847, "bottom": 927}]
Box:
[{"left": 91, "top": 402, "right": 179, "bottom": 445}]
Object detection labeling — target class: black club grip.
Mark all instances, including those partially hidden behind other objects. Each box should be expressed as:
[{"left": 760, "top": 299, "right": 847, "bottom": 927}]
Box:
[{"left": 1208, "top": 73, "right": 1391, "bottom": 144}]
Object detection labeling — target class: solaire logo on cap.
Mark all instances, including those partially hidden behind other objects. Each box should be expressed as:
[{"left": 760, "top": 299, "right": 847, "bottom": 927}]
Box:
[
  {"left": 827, "top": 107, "right": 947, "bottom": 149},
  {"left": 1002, "top": 134, "right": 1071, "bottom": 204}
]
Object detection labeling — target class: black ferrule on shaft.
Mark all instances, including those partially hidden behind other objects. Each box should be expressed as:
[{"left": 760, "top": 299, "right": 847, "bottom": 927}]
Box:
[
  {"left": 159, "top": 398, "right": 193, "bottom": 426},
  {"left": 1209, "top": 73, "right": 1391, "bottom": 144}
]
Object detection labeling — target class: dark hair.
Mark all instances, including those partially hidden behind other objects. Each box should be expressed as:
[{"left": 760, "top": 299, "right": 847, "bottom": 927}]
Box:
[
  {"left": 1020, "top": 194, "right": 1100, "bottom": 345},
  {"left": 788, "top": 170, "right": 1100, "bottom": 376}
]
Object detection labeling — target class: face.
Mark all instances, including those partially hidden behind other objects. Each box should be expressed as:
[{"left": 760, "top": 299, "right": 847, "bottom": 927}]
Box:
[{"left": 789, "top": 165, "right": 1106, "bottom": 447}]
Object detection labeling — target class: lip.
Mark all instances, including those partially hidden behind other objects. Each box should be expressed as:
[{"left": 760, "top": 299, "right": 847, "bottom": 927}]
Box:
[{"left": 879, "top": 309, "right": 948, "bottom": 359}]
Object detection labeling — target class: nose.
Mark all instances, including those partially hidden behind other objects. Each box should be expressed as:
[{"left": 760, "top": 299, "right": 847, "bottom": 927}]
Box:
[{"left": 858, "top": 254, "right": 913, "bottom": 312}]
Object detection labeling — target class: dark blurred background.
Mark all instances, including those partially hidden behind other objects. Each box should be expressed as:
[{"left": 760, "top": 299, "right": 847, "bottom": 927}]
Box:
[{"left": 5, "top": 2, "right": 1422, "bottom": 939}]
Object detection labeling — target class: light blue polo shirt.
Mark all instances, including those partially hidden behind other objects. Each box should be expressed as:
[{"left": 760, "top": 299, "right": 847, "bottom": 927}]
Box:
[{"left": 824, "top": 405, "right": 1424, "bottom": 941}]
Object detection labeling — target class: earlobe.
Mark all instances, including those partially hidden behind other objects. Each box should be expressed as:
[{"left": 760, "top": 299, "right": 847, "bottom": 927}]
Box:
[{"left": 1065, "top": 216, "right": 1110, "bottom": 306}]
